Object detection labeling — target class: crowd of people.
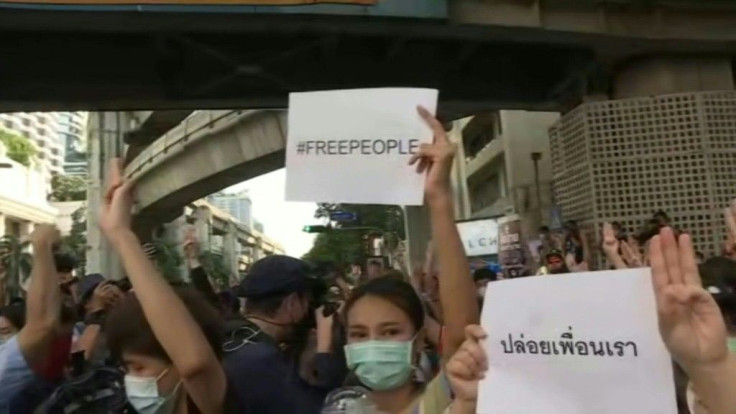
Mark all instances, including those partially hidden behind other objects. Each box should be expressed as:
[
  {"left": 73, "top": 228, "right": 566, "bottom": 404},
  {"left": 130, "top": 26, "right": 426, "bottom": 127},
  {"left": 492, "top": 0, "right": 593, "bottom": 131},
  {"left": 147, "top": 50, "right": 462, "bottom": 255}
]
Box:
[{"left": 0, "top": 106, "right": 735, "bottom": 413}]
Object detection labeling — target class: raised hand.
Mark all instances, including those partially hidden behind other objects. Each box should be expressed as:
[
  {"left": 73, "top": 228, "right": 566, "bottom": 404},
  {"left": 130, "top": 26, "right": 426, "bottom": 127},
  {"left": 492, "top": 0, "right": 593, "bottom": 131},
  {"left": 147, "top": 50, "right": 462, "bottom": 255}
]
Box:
[
  {"left": 29, "top": 224, "right": 60, "bottom": 248},
  {"left": 446, "top": 325, "right": 488, "bottom": 403},
  {"left": 621, "top": 237, "right": 644, "bottom": 268},
  {"left": 650, "top": 227, "right": 729, "bottom": 369},
  {"left": 601, "top": 222, "right": 620, "bottom": 255},
  {"left": 409, "top": 107, "right": 456, "bottom": 200},
  {"left": 724, "top": 199, "right": 736, "bottom": 259},
  {"left": 99, "top": 159, "right": 135, "bottom": 237}
]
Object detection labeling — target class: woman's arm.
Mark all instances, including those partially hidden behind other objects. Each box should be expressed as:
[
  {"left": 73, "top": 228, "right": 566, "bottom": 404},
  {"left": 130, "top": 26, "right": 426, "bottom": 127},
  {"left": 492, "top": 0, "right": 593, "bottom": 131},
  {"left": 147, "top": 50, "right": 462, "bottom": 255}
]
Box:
[
  {"left": 100, "top": 159, "right": 226, "bottom": 414},
  {"left": 410, "top": 107, "right": 479, "bottom": 360}
]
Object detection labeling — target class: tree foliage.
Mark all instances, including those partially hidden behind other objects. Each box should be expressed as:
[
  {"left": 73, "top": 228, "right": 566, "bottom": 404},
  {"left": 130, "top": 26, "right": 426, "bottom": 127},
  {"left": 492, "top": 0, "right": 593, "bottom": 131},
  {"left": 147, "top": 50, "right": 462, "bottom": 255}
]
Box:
[
  {"left": 0, "top": 129, "right": 36, "bottom": 167},
  {"left": 61, "top": 207, "right": 87, "bottom": 275},
  {"left": 0, "top": 235, "right": 32, "bottom": 301},
  {"left": 199, "top": 250, "right": 232, "bottom": 289},
  {"left": 151, "top": 239, "right": 185, "bottom": 284},
  {"left": 50, "top": 174, "right": 87, "bottom": 202},
  {"left": 303, "top": 203, "right": 405, "bottom": 266}
]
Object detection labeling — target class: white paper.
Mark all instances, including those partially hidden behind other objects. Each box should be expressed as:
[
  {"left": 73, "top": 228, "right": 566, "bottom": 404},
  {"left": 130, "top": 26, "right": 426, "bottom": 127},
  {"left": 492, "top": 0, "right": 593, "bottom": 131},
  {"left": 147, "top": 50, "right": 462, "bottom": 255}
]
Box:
[
  {"left": 456, "top": 218, "right": 499, "bottom": 257},
  {"left": 478, "top": 268, "right": 677, "bottom": 414},
  {"left": 285, "top": 88, "right": 438, "bottom": 205}
]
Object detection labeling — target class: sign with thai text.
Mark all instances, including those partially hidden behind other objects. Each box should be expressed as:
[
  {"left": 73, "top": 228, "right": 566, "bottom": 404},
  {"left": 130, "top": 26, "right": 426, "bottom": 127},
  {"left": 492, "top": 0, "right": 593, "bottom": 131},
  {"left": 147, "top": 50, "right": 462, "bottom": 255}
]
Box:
[
  {"left": 456, "top": 218, "right": 499, "bottom": 257},
  {"left": 478, "top": 268, "right": 677, "bottom": 413},
  {"left": 285, "top": 88, "right": 438, "bottom": 205}
]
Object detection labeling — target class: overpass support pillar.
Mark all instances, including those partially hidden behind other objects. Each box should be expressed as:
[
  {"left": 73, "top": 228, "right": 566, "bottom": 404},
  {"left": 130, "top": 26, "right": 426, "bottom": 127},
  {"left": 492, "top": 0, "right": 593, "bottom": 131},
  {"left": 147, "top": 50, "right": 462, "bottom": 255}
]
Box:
[
  {"left": 223, "top": 222, "right": 239, "bottom": 284},
  {"left": 86, "top": 112, "right": 130, "bottom": 280},
  {"left": 162, "top": 214, "right": 189, "bottom": 282},
  {"left": 551, "top": 55, "right": 736, "bottom": 269},
  {"left": 403, "top": 206, "right": 431, "bottom": 276},
  {"left": 193, "top": 207, "right": 213, "bottom": 249}
]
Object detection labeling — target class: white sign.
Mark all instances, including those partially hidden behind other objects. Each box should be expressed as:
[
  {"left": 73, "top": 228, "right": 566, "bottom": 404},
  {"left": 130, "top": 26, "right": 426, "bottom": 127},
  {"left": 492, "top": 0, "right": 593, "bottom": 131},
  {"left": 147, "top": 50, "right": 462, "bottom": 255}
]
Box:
[
  {"left": 478, "top": 268, "right": 677, "bottom": 414},
  {"left": 285, "top": 88, "right": 438, "bottom": 205},
  {"left": 456, "top": 218, "right": 499, "bottom": 257}
]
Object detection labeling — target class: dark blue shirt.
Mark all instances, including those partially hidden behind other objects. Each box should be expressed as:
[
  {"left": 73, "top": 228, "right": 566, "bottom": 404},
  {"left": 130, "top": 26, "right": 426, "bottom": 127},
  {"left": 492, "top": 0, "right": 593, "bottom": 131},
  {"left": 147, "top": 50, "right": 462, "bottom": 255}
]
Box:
[{"left": 223, "top": 321, "right": 345, "bottom": 414}]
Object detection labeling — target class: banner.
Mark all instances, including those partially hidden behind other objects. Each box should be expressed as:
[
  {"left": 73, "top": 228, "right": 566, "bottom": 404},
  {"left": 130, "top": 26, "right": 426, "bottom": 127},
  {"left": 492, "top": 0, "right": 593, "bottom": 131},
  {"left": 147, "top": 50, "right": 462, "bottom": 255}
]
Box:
[
  {"left": 285, "top": 88, "right": 438, "bottom": 206},
  {"left": 0, "top": 0, "right": 374, "bottom": 4},
  {"left": 497, "top": 215, "right": 525, "bottom": 278},
  {"left": 456, "top": 218, "right": 499, "bottom": 257},
  {"left": 478, "top": 268, "right": 676, "bottom": 413}
]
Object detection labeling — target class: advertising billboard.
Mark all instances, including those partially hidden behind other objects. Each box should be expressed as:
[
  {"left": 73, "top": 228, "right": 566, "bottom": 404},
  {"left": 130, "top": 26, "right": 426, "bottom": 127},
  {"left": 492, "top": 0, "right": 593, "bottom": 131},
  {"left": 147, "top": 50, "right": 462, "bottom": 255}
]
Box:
[{"left": 456, "top": 217, "right": 499, "bottom": 257}]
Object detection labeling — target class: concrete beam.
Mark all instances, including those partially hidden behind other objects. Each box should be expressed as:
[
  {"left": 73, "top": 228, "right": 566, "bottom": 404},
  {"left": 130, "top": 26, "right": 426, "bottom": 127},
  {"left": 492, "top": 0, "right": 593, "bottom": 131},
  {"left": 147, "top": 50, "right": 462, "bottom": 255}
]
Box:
[
  {"left": 126, "top": 110, "right": 287, "bottom": 223},
  {"left": 125, "top": 110, "right": 194, "bottom": 145}
]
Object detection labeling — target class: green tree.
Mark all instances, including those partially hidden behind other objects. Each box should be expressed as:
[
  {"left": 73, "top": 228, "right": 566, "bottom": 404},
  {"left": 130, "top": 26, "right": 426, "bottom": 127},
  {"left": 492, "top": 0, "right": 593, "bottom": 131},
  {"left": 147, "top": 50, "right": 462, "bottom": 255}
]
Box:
[
  {"left": 50, "top": 174, "right": 87, "bottom": 202},
  {"left": 150, "top": 239, "right": 185, "bottom": 284},
  {"left": 61, "top": 207, "right": 87, "bottom": 275},
  {"left": 303, "top": 203, "right": 405, "bottom": 265},
  {"left": 199, "top": 250, "right": 232, "bottom": 289},
  {"left": 0, "top": 129, "right": 36, "bottom": 167},
  {"left": 0, "top": 235, "right": 32, "bottom": 301}
]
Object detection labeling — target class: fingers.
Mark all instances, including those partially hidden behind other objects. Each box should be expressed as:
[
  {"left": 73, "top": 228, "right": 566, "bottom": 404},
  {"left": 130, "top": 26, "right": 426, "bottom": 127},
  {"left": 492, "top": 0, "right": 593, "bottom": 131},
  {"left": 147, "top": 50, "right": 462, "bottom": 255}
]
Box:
[
  {"left": 465, "top": 324, "right": 487, "bottom": 342},
  {"left": 725, "top": 200, "right": 736, "bottom": 253},
  {"left": 678, "top": 233, "right": 702, "bottom": 287},
  {"left": 417, "top": 106, "right": 446, "bottom": 144},
  {"left": 602, "top": 222, "right": 613, "bottom": 237},
  {"left": 649, "top": 235, "right": 669, "bottom": 295},
  {"left": 660, "top": 228, "right": 684, "bottom": 285}
]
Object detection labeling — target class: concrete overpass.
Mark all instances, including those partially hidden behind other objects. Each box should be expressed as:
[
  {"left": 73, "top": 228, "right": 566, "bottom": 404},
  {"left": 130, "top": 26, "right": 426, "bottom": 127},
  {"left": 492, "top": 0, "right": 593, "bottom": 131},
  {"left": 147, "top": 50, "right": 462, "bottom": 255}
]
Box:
[
  {"left": 125, "top": 110, "right": 286, "bottom": 223},
  {"left": 2, "top": 1, "right": 736, "bottom": 118}
]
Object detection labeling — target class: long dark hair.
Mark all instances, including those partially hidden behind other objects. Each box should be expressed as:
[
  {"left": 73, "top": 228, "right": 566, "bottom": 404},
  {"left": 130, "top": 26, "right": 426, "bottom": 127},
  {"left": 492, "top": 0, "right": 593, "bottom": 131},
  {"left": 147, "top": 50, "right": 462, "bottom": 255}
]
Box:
[{"left": 343, "top": 277, "right": 425, "bottom": 333}]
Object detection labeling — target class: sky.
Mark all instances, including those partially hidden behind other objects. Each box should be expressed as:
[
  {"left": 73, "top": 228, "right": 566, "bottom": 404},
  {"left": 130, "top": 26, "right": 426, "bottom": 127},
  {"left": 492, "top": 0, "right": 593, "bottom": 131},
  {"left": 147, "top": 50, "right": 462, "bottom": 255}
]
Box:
[{"left": 226, "top": 168, "right": 318, "bottom": 258}]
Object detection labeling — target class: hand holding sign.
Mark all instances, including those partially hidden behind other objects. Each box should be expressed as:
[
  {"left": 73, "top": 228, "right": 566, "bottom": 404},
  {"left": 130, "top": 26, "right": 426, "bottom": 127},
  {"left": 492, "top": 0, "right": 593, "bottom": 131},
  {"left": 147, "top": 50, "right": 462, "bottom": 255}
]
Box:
[
  {"left": 409, "top": 106, "right": 456, "bottom": 201},
  {"left": 649, "top": 227, "right": 729, "bottom": 369},
  {"left": 446, "top": 325, "right": 488, "bottom": 403}
]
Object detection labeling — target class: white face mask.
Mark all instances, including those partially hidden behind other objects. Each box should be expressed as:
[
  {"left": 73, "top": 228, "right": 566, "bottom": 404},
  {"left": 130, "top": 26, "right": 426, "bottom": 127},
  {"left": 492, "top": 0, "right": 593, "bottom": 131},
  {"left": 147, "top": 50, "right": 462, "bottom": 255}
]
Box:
[{"left": 124, "top": 367, "right": 181, "bottom": 414}]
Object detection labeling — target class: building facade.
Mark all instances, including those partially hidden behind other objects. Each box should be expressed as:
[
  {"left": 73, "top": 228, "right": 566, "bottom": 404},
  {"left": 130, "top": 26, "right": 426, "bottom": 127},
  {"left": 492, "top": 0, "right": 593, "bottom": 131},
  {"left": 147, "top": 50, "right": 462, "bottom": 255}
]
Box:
[
  {"left": 458, "top": 110, "right": 560, "bottom": 225},
  {"left": 0, "top": 112, "right": 64, "bottom": 177},
  {"left": 207, "top": 191, "right": 253, "bottom": 228},
  {"left": 58, "top": 112, "right": 89, "bottom": 177},
  {"left": 0, "top": 142, "right": 58, "bottom": 238},
  {"left": 550, "top": 57, "right": 736, "bottom": 268}
]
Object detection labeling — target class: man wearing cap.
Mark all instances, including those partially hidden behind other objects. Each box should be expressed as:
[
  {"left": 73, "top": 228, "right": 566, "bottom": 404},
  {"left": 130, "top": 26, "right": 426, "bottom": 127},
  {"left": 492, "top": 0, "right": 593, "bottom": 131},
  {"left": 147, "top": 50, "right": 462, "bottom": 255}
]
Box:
[
  {"left": 224, "top": 255, "right": 343, "bottom": 413},
  {"left": 541, "top": 249, "right": 570, "bottom": 275}
]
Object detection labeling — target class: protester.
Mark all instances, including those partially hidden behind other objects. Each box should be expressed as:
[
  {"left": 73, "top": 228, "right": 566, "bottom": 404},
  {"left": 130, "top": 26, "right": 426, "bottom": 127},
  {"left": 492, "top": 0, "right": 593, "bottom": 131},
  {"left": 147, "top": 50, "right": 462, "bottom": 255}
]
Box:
[
  {"left": 542, "top": 249, "right": 569, "bottom": 274},
  {"left": 444, "top": 227, "right": 736, "bottom": 414},
  {"left": 332, "top": 106, "right": 478, "bottom": 414},
  {"left": 71, "top": 273, "right": 124, "bottom": 361},
  {"left": 0, "top": 224, "right": 62, "bottom": 412},
  {"left": 0, "top": 303, "right": 24, "bottom": 344},
  {"left": 224, "top": 254, "right": 344, "bottom": 413},
  {"left": 99, "top": 159, "right": 236, "bottom": 413}
]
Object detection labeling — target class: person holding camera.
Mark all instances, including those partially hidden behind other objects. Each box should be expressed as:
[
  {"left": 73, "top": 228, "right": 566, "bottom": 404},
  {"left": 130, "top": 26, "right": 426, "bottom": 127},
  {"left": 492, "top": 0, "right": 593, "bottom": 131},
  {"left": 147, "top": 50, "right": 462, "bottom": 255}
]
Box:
[{"left": 224, "top": 255, "right": 344, "bottom": 413}]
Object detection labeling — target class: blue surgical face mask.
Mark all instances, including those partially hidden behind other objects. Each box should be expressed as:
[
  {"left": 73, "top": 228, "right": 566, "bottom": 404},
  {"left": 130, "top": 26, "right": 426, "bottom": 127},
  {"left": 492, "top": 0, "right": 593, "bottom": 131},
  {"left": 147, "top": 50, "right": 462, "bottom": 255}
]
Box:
[
  {"left": 344, "top": 338, "right": 415, "bottom": 391},
  {"left": 124, "top": 367, "right": 181, "bottom": 414}
]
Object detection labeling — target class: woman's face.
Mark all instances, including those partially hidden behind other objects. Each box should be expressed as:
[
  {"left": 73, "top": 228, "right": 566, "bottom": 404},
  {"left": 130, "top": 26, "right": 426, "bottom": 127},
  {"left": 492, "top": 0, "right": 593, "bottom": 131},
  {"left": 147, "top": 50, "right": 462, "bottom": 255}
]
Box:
[
  {"left": 123, "top": 352, "right": 181, "bottom": 396},
  {"left": 346, "top": 295, "right": 415, "bottom": 344},
  {"left": 0, "top": 316, "right": 19, "bottom": 341}
]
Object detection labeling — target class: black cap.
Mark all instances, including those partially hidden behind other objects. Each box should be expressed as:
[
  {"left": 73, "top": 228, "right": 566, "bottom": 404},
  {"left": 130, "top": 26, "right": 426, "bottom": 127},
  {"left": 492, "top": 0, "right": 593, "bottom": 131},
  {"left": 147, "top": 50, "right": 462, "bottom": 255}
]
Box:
[
  {"left": 239, "top": 255, "right": 311, "bottom": 299},
  {"left": 78, "top": 274, "right": 105, "bottom": 304}
]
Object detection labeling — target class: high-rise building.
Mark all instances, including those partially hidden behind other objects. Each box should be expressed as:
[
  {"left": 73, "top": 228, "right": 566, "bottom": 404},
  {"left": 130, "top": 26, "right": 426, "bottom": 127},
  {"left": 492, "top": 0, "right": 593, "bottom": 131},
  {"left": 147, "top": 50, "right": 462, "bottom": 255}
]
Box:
[
  {"left": 207, "top": 191, "right": 253, "bottom": 228},
  {"left": 58, "top": 112, "right": 88, "bottom": 177},
  {"left": 0, "top": 112, "right": 64, "bottom": 176}
]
